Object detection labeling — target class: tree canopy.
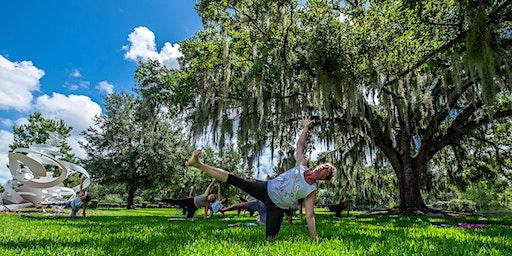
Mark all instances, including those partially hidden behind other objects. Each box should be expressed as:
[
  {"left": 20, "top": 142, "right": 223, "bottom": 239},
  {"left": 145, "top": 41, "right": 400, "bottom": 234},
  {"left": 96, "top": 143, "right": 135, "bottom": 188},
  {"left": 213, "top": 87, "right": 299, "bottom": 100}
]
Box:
[
  {"left": 10, "top": 112, "right": 77, "bottom": 163},
  {"left": 82, "top": 61, "right": 193, "bottom": 208},
  {"left": 175, "top": 0, "right": 512, "bottom": 210}
]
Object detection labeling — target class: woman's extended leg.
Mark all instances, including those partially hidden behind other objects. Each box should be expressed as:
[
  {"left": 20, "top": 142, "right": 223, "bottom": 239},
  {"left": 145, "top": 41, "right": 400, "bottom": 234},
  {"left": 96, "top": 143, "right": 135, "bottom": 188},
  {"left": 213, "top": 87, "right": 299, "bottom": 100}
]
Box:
[
  {"left": 187, "top": 149, "right": 229, "bottom": 182},
  {"left": 220, "top": 202, "right": 247, "bottom": 213},
  {"left": 160, "top": 198, "right": 190, "bottom": 207},
  {"left": 187, "top": 149, "right": 266, "bottom": 200},
  {"left": 160, "top": 198, "right": 191, "bottom": 216}
]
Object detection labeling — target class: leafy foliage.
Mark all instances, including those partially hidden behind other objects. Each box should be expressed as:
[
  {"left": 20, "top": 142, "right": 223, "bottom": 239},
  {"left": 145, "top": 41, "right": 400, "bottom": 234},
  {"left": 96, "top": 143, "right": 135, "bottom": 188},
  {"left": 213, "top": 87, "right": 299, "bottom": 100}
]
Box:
[
  {"left": 82, "top": 91, "right": 192, "bottom": 208},
  {"left": 9, "top": 112, "right": 77, "bottom": 163},
  {"left": 82, "top": 61, "right": 194, "bottom": 208},
  {"left": 176, "top": 0, "right": 512, "bottom": 209}
]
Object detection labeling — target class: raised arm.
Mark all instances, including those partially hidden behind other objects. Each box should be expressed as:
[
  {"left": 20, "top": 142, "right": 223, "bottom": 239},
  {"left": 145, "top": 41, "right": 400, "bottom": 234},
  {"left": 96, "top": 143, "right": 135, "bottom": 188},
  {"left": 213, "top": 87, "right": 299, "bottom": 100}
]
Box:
[
  {"left": 204, "top": 206, "right": 209, "bottom": 219},
  {"left": 217, "top": 184, "right": 221, "bottom": 199},
  {"left": 82, "top": 202, "right": 87, "bottom": 218},
  {"left": 79, "top": 175, "right": 85, "bottom": 195},
  {"left": 79, "top": 175, "right": 87, "bottom": 217},
  {"left": 188, "top": 185, "right": 196, "bottom": 197},
  {"left": 295, "top": 116, "right": 312, "bottom": 166},
  {"left": 203, "top": 178, "right": 216, "bottom": 196},
  {"left": 303, "top": 191, "right": 318, "bottom": 241}
]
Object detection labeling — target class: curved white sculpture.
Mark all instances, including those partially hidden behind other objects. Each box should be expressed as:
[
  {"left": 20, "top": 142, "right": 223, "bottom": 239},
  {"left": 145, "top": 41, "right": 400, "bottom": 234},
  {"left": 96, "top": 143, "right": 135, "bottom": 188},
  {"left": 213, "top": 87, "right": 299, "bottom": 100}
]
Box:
[{"left": 0, "top": 134, "right": 90, "bottom": 211}]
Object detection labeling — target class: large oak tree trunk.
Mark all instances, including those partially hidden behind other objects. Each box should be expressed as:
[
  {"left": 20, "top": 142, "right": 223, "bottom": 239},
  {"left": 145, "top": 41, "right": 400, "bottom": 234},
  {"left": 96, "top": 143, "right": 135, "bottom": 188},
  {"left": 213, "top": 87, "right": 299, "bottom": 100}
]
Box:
[
  {"left": 127, "top": 184, "right": 137, "bottom": 209},
  {"left": 379, "top": 140, "right": 428, "bottom": 212},
  {"left": 395, "top": 163, "right": 426, "bottom": 211}
]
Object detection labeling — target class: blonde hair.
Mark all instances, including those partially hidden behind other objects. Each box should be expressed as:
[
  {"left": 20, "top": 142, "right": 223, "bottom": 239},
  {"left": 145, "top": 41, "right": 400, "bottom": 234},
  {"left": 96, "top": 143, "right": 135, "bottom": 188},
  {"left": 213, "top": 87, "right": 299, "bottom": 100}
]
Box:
[{"left": 207, "top": 194, "right": 217, "bottom": 202}]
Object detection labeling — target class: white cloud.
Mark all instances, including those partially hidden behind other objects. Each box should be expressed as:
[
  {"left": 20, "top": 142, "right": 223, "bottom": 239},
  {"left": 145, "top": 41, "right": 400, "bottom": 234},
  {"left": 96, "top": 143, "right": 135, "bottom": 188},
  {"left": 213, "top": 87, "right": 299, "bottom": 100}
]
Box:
[
  {"left": 0, "top": 56, "right": 102, "bottom": 164},
  {"left": 33, "top": 93, "right": 101, "bottom": 159},
  {"left": 64, "top": 80, "right": 90, "bottom": 91},
  {"left": 0, "top": 55, "right": 45, "bottom": 111},
  {"left": 96, "top": 80, "right": 114, "bottom": 94},
  {"left": 35, "top": 93, "right": 101, "bottom": 136},
  {"left": 0, "top": 118, "right": 13, "bottom": 128},
  {"left": 159, "top": 42, "right": 183, "bottom": 69},
  {"left": 70, "top": 69, "right": 81, "bottom": 78},
  {"left": 123, "top": 26, "right": 183, "bottom": 69},
  {"left": 66, "top": 85, "right": 79, "bottom": 91},
  {"left": 0, "top": 94, "right": 101, "bottom": 161},
  {"left": 0, "top": 130, "right": 14, "bottom": 184}
]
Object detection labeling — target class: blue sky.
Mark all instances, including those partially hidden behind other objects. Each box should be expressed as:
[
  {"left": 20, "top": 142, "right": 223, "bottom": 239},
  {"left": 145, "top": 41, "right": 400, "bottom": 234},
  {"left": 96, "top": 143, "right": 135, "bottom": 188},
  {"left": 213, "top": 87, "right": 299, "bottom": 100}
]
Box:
[
  {"left": 0, "top": 0, "right": 201, "bottom": 109},
  {"left": 0, "top": 1, "right": 321, "bottom": 183},
  {"left": 0, "top": 1, "right": 203, "bottom": 182}
]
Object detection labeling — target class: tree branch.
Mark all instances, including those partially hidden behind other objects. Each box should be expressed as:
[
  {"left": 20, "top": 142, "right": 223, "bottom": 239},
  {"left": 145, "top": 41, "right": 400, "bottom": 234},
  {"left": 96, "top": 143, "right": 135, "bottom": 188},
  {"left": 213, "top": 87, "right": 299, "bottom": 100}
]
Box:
[
  {"left": 379, "top": 0, "right": 512, "bottom": 94},
  {"left": 489, "top": 0, "right": 512, "bottom": 21},
  {"left": 472, "top": 135, "right": 505, "bottom": 168},
  {"left": 415, "top": 79, "right": 476, "bottom": 161},
  {"left": 232, "top": 7, "right": 269, "bottom": 38},
  {"left": 381, "top": 32, "right": 464, "bottom": 91},
  {"left": 432, "top": 106, "right": 512, "bottom": 154}
]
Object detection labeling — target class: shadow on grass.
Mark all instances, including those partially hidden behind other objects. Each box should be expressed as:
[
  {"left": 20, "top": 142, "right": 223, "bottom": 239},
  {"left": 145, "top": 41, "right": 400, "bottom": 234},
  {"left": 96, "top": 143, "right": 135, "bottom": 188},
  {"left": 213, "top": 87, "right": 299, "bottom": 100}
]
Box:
[
  {"left": 1, "top": 210, "right": 511, "bottom": 255},
  {"left": 353, "top": 214, "right": 512, "bottom": 227},
  {"left": 2, "top": 214, "right": 267, "bottom": 255}
]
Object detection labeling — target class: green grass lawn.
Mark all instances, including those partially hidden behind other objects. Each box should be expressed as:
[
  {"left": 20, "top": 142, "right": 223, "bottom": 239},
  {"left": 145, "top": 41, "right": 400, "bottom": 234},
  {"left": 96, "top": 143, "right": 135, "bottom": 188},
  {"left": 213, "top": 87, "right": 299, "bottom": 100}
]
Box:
[{"left": 1, "top": 208, "right": 511, "bottom": 255}]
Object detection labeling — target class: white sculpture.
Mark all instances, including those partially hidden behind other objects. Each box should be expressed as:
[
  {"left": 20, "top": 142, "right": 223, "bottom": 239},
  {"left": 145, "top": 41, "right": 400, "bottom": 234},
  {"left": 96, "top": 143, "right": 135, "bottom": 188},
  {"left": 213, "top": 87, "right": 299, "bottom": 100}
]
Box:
[{"left": 0, "top": 133, "right": 90, "bottom": 211}]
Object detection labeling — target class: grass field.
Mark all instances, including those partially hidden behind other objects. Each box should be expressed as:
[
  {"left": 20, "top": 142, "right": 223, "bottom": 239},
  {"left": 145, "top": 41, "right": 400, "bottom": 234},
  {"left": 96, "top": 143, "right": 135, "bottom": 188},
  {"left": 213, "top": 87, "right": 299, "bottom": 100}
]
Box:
[{"left": 1, "top": 208, "right": 511, "bottom": 255}]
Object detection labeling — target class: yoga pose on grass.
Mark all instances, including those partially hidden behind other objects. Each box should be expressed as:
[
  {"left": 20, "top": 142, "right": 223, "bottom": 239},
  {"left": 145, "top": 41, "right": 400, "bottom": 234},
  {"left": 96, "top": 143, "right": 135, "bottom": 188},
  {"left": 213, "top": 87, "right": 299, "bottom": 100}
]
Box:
[
  {"left": 160, "top": 179, "right": 216, "bottom": 219},
  {"left": 220, "top": 199, "right": 267, "bottom": 224},
  {"left": 38, "top": 175, "right": 91, "bottom": 218},
  {"left": 174, "top": 185, "right": 196, "bottom": 216},
  {"left": 208, "top": 184, "right": 227, "bottom": 216},
  {"left": 187, "top": 117, "right": 336, "bottom": 240}
]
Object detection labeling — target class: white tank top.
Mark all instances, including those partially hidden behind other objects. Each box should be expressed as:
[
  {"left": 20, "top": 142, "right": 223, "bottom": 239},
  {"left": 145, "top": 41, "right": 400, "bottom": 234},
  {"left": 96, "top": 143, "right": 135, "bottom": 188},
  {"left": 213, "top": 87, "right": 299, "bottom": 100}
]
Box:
[{"left": 267, "top": 165, "right": 317, "bottom": 209}]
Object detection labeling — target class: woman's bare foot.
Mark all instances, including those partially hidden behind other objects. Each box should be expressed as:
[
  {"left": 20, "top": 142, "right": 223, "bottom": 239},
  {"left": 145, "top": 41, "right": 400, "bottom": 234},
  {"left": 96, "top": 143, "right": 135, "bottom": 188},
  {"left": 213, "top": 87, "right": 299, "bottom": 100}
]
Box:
[{"left": 186, "top": 149, "right": 202, "bottom": 168}]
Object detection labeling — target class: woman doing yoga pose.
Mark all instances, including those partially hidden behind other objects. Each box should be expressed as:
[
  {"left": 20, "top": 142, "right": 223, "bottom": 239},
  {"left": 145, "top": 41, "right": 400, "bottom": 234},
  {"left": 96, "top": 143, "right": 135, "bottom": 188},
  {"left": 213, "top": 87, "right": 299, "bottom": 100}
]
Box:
[{"left": 186, "top": 117, "right": 336, "bottom": 240}]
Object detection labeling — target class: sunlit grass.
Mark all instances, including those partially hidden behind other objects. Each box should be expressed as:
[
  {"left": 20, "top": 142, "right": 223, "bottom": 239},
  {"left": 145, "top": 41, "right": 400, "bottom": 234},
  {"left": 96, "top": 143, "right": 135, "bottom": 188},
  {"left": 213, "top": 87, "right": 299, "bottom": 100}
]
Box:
[{"left": 1, "top": 208, "right": 511, "bottom": 255}]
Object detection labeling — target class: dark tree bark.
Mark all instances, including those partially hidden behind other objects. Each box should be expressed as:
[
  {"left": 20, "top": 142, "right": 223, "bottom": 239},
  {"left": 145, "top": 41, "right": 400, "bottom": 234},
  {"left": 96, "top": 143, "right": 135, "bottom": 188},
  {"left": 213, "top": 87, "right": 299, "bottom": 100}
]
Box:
[
  {"left": 396, "top": 158, "right": 427, "bottom": 211},
  {"left": 126, "top": 183, "right": 137, "bottom": 209},
  {"left": 374, "top": 138, "right": 427, "bottom": 211},
  {"left": 371, "top": 104, "right": 429, "bottom": 211}
]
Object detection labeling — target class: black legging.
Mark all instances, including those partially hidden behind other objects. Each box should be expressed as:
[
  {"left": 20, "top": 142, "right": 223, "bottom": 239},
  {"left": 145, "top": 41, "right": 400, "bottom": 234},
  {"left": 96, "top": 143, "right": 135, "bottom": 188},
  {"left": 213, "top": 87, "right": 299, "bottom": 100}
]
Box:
[
  {"left": 161, "top": 198, "right": 198, "bottom": 219},
  {"left": 227, "top": 174, "right": 284, "bottom": 238}
]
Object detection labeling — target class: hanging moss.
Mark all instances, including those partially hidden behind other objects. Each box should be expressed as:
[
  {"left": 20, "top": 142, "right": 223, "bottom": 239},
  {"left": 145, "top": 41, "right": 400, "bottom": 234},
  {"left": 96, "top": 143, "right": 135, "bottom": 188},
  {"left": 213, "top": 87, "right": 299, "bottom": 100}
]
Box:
[{"left": 464, "top": 8, "right": 498, "bottom": 105}]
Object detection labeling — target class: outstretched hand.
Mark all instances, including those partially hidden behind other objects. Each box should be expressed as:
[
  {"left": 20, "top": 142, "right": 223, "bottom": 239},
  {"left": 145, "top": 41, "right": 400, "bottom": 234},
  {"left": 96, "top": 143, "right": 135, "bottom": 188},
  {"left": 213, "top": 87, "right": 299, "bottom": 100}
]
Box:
[{"left": 300, "top": 116, "right": 313, "bottom": 128}]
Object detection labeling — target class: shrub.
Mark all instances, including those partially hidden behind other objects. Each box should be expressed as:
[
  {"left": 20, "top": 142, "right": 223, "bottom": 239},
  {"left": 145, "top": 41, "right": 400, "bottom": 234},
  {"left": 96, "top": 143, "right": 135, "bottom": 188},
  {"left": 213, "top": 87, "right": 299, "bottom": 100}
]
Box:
[
  {"left": 433, "top": 199, "right": 477, "bottom": 213},
  {"left": 89, "top": 200, "right": 99, "bottom": 209},
  {"left": 102, "top": 194, "right": 124, "bottom": 204},
  {"left": 460, "top": 181, "right": 508, "bottom": 211},
  {"left": 134, "top": 196, "right": 144, "bottom": 204}
]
